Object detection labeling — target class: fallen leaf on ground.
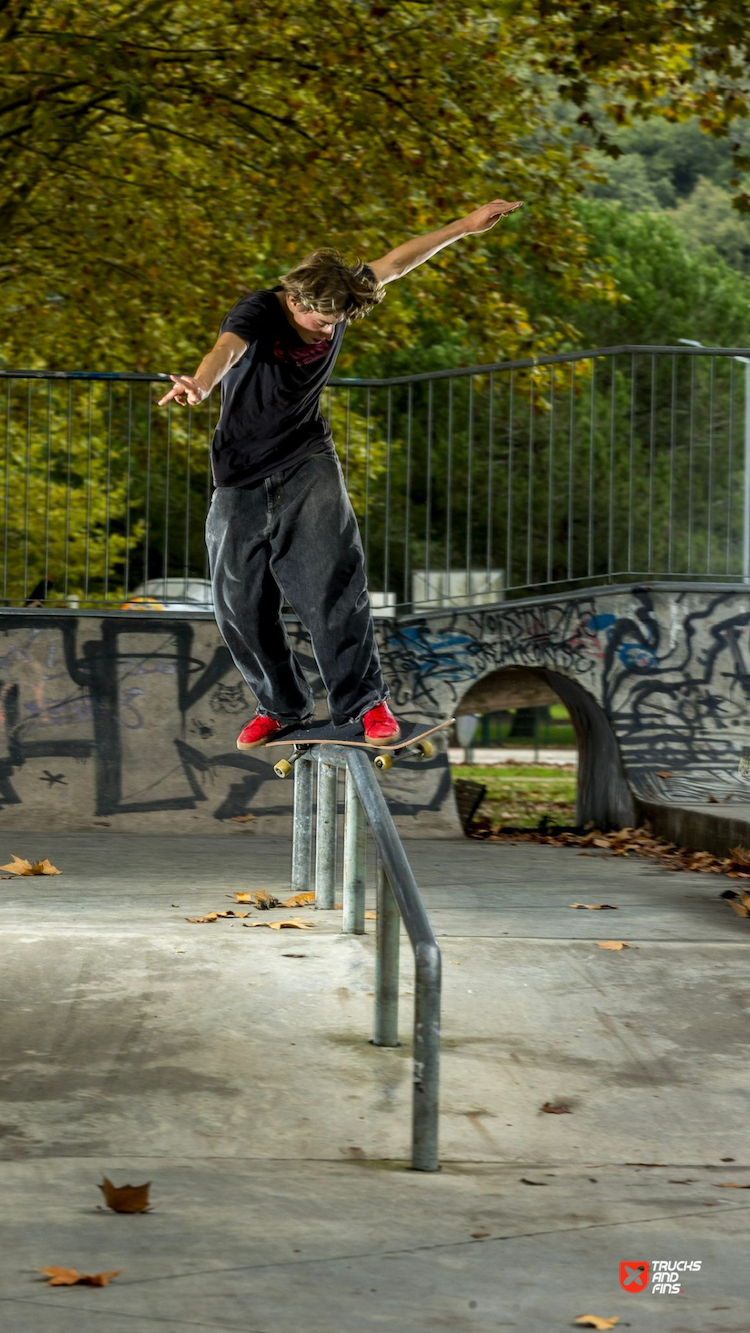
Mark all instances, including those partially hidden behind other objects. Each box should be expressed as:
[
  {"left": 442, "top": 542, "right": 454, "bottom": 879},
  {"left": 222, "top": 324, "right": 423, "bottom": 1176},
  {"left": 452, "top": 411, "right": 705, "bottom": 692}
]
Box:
[
  {"left": 655, "top": 770, "right": 673, "bottom": 778},
  {"left": 282, "top": 892, "right": 315, "bottom": 906},
  {"left": 570, "top": 902, "right": 617, "bottom": 910},
  {"left": 230, "top": 813, "right": 255, "bottom": 822},
  {"left": 574, "top": 1318, "right": 619, "bottom": 1331},
  {"left": 282, "top": 953, "right": 308, "bottom": 958},
  {"left": 185, "top": 913, "right": 219, "bottom": 924},
  {"left": 251, "top": 890, "right": 281, "bottom": 909},
  {"left": 668, "top": 1178, "right": 696, "bottom": 1184},
  {"left": 595, "top": 940, "right": 630, "bottom": 950},
  {"left": 37, "top": 1267, "right": 121, "bottom": 1287},
  {"left": 365, "top": 910, "right": 377, "bottom": 919},
  {"left": 714, "top": 1181, "right": 750, "bottom": 1189},
  {"left": 243, "top": 918, "right": 314, "bottom": 930},
  {"left": 1, "top": 855, "right": 60, "bottom": 876},
  {"left": 729, "top": 845, "right": 750, "bottom": 867},
  {"left": 520, "top": 1178, "right": 548, "bottom": 1185},
  {"left": 215, "top": 910, "right": 250, "bottom": 919},
  {"left": 234, "top": 892, "right": 252, "bottom": 902},
  {"left": 98, "top": 1177, "right": 151, "bottom": 1213},
  {"left": 540, "top": 1101, "right": 571, "bottom": 1114},
  {"left": 721, "top": 893, "right": 750, "bottom": 917},
  {"left": 470, "top": 1230, "right": 490, "bottom": 1238}
]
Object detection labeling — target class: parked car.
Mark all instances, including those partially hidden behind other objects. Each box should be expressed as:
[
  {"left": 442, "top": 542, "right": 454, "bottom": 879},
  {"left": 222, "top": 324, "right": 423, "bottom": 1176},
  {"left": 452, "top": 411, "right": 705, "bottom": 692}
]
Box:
[{"left": 121, "top": 578, "right": 214, "bottom": 613}]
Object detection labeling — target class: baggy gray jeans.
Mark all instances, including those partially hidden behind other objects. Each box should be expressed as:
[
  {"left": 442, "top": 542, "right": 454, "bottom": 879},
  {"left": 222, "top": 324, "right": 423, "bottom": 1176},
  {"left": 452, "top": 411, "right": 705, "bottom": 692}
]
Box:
[{"left": 205, "top": 451, "right": 388, "bottom": 726}]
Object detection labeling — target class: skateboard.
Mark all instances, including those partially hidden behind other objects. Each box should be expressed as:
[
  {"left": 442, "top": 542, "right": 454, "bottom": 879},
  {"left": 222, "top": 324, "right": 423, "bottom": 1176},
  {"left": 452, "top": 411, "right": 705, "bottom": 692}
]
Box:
[{"left": 264, "top": 718, "right": 454, "bottom": 777}]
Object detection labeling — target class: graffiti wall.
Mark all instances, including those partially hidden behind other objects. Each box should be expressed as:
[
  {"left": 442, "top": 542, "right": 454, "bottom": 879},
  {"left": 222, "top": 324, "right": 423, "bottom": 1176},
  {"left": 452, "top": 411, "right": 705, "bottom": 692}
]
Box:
[{"left": 1, "top": 585, "right": 748, "bottom": 835}]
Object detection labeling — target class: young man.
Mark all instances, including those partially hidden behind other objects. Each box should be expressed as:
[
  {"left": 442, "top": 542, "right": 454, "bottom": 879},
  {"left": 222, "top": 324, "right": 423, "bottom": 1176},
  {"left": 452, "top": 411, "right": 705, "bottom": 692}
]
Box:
[{"left": 158, "top": 199, "right": 522, "bottom": 750}]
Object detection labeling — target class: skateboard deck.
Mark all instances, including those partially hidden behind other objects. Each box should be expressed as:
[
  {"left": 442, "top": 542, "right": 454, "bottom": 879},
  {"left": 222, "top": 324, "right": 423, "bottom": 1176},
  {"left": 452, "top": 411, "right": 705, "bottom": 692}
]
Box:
[{"left": 264, "top": 718, "right": 454, "bottom": 774}]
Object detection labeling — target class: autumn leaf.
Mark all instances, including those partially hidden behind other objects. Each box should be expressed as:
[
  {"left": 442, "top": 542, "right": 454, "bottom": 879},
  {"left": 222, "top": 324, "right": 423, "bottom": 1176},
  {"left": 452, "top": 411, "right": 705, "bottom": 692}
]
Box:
[
  {"left": 234, "top": 893, "right": 252, "bottom": 903},
  {"left": 714, "top": 1181, "right": 750, "bottom": 1189},
  {"left": 282, "top": 892, "right": 316, "bottom": 907},
  {"left": 540, "top": 1101, "right": 571, "bottom": 1114},
  {"left": 574, "top": 1318, "right": 619, "bottom": 1331},
  {"left": 37, "top": 1267, "right": 121, "bottom": 1286},
  {"left": 251, "top": 890, "right": 281, "bottom": 910},
  {"left": 99, "top": 1176, "right": 151, "bottom": 1213},
  {"left": 243, "top": 918, "right": 315, "bottom": 930},
  {"left": 569, "top": 902, "right": 617, "bottom": 910},
  {"left": 185, "top": 912, "right": 219, "bottom": 923},
  {"left": 230, "top": 813, "right": 255, "bottom": 823},
  {"left": 470, "top": 1230, "right": 490, "bottom": 1238},
  {"left": 595, "top": 940, "right": 630, "bottom": 950},
  {"left": 655, "top": 770, "right": 673, "bottom": 778},
  {"left": 365, "top": 910, "right": 377, "bottom": 919},
  {"left": 1, "top": 855, "right": 61, "bottom": 876}
]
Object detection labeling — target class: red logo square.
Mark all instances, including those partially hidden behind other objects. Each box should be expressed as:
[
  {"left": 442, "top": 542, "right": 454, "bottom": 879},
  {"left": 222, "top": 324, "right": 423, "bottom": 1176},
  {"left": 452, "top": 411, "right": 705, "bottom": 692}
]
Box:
[{"left": 619, "top": 1261, "right": 650, "bottom": 1291}]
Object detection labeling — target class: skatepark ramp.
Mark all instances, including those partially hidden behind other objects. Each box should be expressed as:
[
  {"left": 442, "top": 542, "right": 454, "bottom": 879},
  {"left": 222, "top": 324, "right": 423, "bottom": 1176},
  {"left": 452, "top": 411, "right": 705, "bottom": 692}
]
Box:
[{"left": 286, "top": 744, "right": 441, "bottom": 1171}]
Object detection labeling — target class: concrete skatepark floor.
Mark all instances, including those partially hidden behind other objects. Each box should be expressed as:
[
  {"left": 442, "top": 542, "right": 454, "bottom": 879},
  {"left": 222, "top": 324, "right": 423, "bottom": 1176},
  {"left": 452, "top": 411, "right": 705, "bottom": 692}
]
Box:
[{"left": 1, "top": 831, "right": 748, "bottom": 1331}]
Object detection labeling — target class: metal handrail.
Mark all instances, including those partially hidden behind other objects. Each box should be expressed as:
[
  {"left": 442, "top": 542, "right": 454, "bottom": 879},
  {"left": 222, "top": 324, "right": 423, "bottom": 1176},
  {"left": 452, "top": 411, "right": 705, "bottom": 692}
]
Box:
[{"left": 288, "top": 743, "right": 441, "bottom": 1172}]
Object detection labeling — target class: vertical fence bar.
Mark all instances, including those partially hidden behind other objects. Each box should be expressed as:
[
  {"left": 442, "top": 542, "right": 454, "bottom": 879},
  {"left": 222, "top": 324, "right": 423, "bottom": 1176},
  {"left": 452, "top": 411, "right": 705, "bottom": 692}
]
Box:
[
  {"left": 144, "top": 390, "right": 153, "bottom": 591},
  {"left": 425, "top": 380, "right": 433, "bottom": 602},
  {"left": 668, "top": 355, "right": 677, "bottom": 575},
  {"left": 743, "top": 361, "right": 750, "bottom": 584},
  {"left": 587, "top": 360, "right": 596, "bottom": 579},
  {"left": 445, "top": 378, "right": 453, "bottom": 591},
  {"left": 547, "top": 366, "right": 555, "bottom": 585},
  {"left": 726, "top": 358, "right": 734, "bottom": 576},
  {"left": 315, "top": 758, "right": 337, "bottom": 909},
  {"left": 291, "top": 757, "right": 314, "bottom": 893},
  {"left": 43, "top": 381, "right": 52, "bottom": 594},
  {"left": 628, "top": 354, "right": 636, "bottom": 574},
  {"left": 404, "top": 384, "right": 412, "bottom": 606},
  {"left": 84, "top": 382, "right": 93, "bottom": 602},
  {"left": 163, "top": 402, "right": 172, "bottom": 593},
  {"left": 373, "top": 856, "right": 400, "bottom": 1047},
  {"left": 526, "top": 374, "right": 535, "bottom": 587},
  {"left": 23, "top": 381, "right": 32, "bottom": 600},
  {"left": 707, "top": 356, "right": 715, "bottom": 574},
  {"left": 567, "top": 363, "right": 575, "bottom": 581},
  {"left": 486, "top": 372, "right": 494, "bottom": 584},
  {"left": 184, "top": 403, "right": 192, "bottom": 596},
  {"left": 465, "top": 376, "right": 474, "bottom": 592},
  {"left": 2, "top": 380, "right": 10, "bottom": 601},
  {"left": 343, "top": 767, "right": 366, "bottom": 934},
  {"left": 103, "top": 384, "right": 113, "bottom": 600},
  {"left": 344, "top": 387, "right": 351, "bottom": 484},
  {"left": 506, "top": 369, "right": 514, "bottom": 591},
  {"left": 203, "top": 393, "right": 213, "bottom": 584},
  {"left": 608, "top": 355, "right": 616, "bottom": 578},
  {"left": 124, "top": 385, "right": 133, "bottom": 598},
  {"left": 383, "top": 386, "right": 392, "bottom": 598},
  {"left": 647, "top": 354, "right": 657, "bottom": 573},
  {"left": 687, "top": 356, "right": 696, "bottom": 572}
]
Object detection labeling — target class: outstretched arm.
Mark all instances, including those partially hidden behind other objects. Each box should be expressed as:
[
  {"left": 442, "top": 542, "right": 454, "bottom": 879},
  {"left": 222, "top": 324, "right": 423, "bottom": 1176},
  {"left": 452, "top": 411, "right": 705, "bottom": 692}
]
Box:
[
  {"left": 367, "top": 199, "right": 523, "bottom": 285},
  {"left": 157, "top": 331, "right": 248, "bottom": 407}
]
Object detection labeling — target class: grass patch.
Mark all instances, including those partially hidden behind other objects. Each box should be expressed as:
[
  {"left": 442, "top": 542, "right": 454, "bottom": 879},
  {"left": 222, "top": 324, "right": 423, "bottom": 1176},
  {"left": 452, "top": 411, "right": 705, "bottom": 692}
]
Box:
[{"left": 452, "top": 763, "right": 577, "bottom": 829}]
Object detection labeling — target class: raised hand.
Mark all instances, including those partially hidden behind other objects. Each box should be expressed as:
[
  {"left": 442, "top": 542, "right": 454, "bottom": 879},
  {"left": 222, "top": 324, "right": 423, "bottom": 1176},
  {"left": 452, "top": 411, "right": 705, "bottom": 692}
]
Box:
[
  {"left": 464, "top": 199, "right": 524, "bottom": 234},
  {"left": 157, "top": 374, "right": 209, "bottom": 408}
]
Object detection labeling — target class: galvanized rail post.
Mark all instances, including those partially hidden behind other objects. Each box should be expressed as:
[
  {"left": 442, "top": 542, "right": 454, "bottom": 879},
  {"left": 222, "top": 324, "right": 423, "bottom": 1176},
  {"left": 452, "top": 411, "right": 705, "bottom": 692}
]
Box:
[
  {"left": 314, "top": 758, "right": 337, "bottom": 909},
  {"left": 374, "top": 856, "right": 400, "bottom": 1047},
  {"left": 291, "top": 756, "right": 314, "bottom": 892},
  {"left": 342, "top": 766, "right": 366, "bottom": 933}
]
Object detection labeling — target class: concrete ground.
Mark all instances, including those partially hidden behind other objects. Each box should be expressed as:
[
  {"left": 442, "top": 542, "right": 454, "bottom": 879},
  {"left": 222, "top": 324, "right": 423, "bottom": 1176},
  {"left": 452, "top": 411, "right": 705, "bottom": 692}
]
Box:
[{"left": 0, "top": 830, "right": 748, "bottom": 1331}]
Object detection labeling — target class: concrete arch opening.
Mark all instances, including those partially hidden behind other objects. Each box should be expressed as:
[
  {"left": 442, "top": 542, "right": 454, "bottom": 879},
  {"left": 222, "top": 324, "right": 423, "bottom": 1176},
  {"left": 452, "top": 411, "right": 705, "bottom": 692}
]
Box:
[{"left": 456, "top": 666, "right": 636, "bottom": 830}]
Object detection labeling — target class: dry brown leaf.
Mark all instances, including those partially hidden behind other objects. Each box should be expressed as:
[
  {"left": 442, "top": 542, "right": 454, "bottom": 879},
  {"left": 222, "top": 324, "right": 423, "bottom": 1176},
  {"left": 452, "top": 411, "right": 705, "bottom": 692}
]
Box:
[
  {"left": 1, "top": 855, "right": 60, "bottom": 876},
  {"left": 729, "top": 845, "right": 750, "bottom": 867},
  {"left": 365, "top": 910, "right": 377, "bottom": 919},
  {"left": 724, "top": 897, "right": 750, "bottom": 918},
  {"left": 708, "top": 794, "right": 719, "bottom": 803},
  {"left": 37, "top": 1267, "right": 121, "bottom": 1287},
  {"left": 574, "top": 1318, "right": 619, "bottom": 1331},
  {"left": 569, "top": 902, "right": 617, "bottom": 910},
  {"left": 185, "top": 912, "right": 219, "bottom": 923},
  {"left": 282, "top": 892, "right": 316, "bottom": 907},
  {"left": 230, "top": 813, "right": 255, "bottom": 822},
  {"left": 252, "top": 890, "right": 281, "bottom": 909},
  {"left": 655, "top": 770, "right": 673, "bottom": 778},
  {"left": 470, "top": 1230, "right": 490, "bottom": 1238},
  {"left": 714, "top": 1181, "right": 750, "bottom": 1189},
  {"left": 243, "top": 917, "right": 314, "bottom": 930},
  {"left": 234, "top": 892, "right": 252, "bottom": 903},
  {"left": 540, "top": 1101, "right": 571, "bottom": 1114},
  {"left": 99, "top": 1176, "right": 151, "bottom": 1213},
  {"left": 215, "top": 910, "right": 250, "bottom": 919},
  {"left": 595, "top": 940, "right": 630, "bottom": 950}
]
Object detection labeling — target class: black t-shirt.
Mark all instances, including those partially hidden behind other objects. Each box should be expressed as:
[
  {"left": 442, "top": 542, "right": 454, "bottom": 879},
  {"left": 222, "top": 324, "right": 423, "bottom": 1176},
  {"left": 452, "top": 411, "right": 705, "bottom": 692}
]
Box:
[{"left": 211, "top": 287, "right": 346, "bottom": 487}]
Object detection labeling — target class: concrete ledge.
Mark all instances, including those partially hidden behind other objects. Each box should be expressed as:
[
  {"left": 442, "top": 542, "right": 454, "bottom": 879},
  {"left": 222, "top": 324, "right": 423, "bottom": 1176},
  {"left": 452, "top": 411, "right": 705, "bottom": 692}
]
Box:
[{"left": 638, "top": 798, "right": 750, "bottom": 858}]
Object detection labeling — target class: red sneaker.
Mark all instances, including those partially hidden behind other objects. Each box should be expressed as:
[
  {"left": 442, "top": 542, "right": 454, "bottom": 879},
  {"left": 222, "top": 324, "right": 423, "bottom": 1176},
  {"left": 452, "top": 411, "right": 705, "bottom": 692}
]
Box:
[
  {"left": 236, "top": 714, "right": 284, "bottom": 751},
  {"left": 363, "top": 701, "right": 401, "bottom": 744}
]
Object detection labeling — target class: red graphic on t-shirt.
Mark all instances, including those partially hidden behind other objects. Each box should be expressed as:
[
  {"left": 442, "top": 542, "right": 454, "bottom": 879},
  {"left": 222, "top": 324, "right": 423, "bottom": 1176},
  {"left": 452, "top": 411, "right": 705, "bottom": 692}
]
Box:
[{"left": 273, "top": 339, "right": 331, "bottom": 365}]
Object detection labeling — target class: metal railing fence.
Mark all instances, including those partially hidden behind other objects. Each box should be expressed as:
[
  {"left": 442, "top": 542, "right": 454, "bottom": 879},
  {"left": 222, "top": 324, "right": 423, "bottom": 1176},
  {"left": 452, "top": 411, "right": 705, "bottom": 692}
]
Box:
[
  {"left": 2, "top": 345, "right": 749, "bottom": 610},
  {"left": 289, "top": 745, "right": 441, "bottom": 1171}
]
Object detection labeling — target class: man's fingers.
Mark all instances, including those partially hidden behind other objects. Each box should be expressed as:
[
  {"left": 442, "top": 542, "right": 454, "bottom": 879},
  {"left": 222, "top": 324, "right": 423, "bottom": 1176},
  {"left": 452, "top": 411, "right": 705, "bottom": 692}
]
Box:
[{"left": 157, "top": 376, "right": 199, "bottom": 407}]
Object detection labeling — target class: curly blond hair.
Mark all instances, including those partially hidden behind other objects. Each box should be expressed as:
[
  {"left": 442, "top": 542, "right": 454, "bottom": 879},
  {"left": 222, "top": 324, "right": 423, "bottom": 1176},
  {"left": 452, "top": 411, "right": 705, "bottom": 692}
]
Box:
[{"left": 278, "top": 248, "right": 385, "bottom": 322}]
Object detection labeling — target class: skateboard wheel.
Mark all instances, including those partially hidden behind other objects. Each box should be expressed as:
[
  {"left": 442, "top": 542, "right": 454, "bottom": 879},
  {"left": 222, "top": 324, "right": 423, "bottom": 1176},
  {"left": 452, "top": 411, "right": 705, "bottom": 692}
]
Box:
[
  {"left": 374, "top": 753, "right": 394, "bottom": 771},
  {"left": 415, "top": 741, "right": 434, "bottom": 760},
  {"left": 274, "top": 759, "right": 293, "bottom": 778}
]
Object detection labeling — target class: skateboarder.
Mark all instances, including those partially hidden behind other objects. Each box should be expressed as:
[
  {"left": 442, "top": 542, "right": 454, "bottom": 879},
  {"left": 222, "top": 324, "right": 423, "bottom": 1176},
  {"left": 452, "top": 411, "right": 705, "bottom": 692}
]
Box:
[{"left": 157, "top": 200, "right": 523, "bottom": 750}]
